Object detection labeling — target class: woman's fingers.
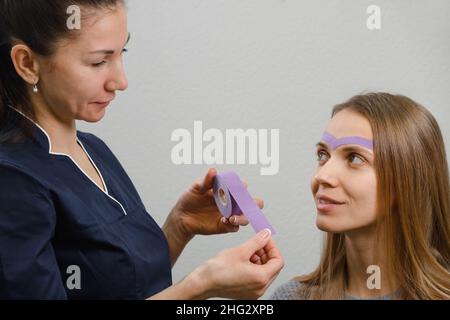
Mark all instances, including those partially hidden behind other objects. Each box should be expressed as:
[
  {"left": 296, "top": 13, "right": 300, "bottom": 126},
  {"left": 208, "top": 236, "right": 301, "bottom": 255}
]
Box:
[
  {"left": 255, "top": 248, "right": 266, "bottom": 257},
  {"left": 226, "top": 198, "right": 263, "bottom": 226},
  {"left": 250, "top": 254, "right": 262, "bottom": 265},
  {"left": 227, "top": 215, "right": 249, "bottom": 226},
  {"left": 219, "top": 218, "right": 240, "bottom": 232},
  {"left": 254, "top": 197, "right": 264, "bottom": 209},
  {"left": 193, "top": 168, "right": 217, "bottom": 194}
]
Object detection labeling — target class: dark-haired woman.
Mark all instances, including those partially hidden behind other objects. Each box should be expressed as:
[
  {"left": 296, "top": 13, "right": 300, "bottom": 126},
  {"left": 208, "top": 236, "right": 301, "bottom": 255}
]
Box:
[{"left": 0, "top": 0, "right": 283, "bottom": 299}]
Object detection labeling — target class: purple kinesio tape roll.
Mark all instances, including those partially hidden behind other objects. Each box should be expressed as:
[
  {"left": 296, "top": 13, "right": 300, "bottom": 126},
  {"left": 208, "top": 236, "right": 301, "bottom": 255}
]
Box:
[
  {"left": 322, "top": 132, "right": 373, "bottom": 150},
  {"left": 213, "top": 171, "right": 276, "bottom": 234}
]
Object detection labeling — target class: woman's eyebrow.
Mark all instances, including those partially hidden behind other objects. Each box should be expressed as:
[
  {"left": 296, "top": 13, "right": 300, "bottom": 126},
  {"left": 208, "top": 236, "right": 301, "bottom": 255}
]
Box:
[
  {"left": 316, "top": 141, "right": 329, "bottom": 149},
  {"left": 338, "top": 145, "right": 374, "bottom": 156},
  {"left": 315, "top": 142, "right": 373, "bottom": 157},
  {"left": 89, "top": 32, "right": 131, "bottom": 55}
]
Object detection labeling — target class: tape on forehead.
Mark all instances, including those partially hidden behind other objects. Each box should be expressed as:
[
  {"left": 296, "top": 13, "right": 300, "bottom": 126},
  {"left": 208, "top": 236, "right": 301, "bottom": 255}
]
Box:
[{"left": 322, "top": 132, "right": 373, "bottom": 150}]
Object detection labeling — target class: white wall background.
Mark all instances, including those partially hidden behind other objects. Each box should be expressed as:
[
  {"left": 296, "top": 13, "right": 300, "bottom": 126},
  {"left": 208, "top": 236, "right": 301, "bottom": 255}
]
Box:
[{"left": 78, "top": 0, "right": 450, "bottom": 299}]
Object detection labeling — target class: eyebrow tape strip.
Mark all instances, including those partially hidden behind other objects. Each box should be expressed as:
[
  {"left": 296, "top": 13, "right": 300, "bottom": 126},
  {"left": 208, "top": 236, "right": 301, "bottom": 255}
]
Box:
[{"left": 322, "top": 132, "right": 373, "bottom": 150}]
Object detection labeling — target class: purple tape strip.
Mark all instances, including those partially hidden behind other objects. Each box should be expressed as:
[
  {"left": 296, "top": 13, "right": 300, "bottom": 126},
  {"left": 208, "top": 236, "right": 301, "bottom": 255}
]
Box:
[
  {"left": 213, "top": 171, "right": 276, "bottom": 235},
  {"left": 322, "top": 132, "right": 373, "bottom": 150}
]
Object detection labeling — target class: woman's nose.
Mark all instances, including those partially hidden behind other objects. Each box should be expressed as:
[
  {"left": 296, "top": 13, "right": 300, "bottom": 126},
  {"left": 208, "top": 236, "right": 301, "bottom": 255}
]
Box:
[
  {"left": 106, "top": 61, "right": 128, "bottom": 92},
  {"left": 314, "top": 160, "right": 340, "bottom": 187}
]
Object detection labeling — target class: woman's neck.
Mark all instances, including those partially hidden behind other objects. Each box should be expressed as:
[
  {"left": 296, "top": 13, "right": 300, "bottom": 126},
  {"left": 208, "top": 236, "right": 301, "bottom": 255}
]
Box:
[
  {"left": 31, "top": 98, "right": 79, "bottom": 155},
  {"left": 344, "top": 225, "right": 396, "bottom": 298}
]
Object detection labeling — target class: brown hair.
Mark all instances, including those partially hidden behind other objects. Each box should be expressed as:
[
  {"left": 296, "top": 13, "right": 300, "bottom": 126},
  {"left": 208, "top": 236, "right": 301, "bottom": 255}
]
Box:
[
  {"left": 297, "top": 92, "right": 450, "bottom": 299},
  {"left": 0, "top": 0, "right": 124, "bottom": 143}
]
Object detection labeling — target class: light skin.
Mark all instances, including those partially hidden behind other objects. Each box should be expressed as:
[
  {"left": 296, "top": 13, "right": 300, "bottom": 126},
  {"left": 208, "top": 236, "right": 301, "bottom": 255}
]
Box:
[
  {"left": 11, "top": 5, "right": 131, "bottom": 192},
  {"left": 10, "top": 4, "right": 283, "bottom": 299},
  {"left": 311, "top": 109, "right": 394, "bottom": 298}
]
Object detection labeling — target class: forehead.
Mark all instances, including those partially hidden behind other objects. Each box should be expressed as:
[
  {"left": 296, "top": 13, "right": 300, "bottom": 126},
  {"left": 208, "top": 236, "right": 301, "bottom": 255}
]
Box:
[
  {"left": 84, "top": 7, "right": 126, "bottom": 39},
  {"left": 60, "top": 5, "right": 128, "bottom": 51},
  {"left": 325, "top": 108, "right": 373, "bottom": 140}
]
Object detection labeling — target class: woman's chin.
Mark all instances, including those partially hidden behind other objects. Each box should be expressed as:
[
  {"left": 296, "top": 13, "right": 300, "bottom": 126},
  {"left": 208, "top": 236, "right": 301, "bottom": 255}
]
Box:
[
  {"left": 316, "top": 221, "right": 334, "bottom": 232},
  {"left": 80, "top": 109, "right": 107, "bottom": 123},
  {"left": 316, "top": 215, "right": 345, "bottom": 233},
  {"left": 316, "top": 215, "right": 372, "bottom": 234}
]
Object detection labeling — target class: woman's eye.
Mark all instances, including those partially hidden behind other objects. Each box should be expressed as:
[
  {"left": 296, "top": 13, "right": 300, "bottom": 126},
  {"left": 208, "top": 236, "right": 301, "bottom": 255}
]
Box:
[
  {"left": 92, "top": 61, "right": 106, "bottom": 67},
  {"left": 349, "top": 153, "right": 364, "bottom": 165},
  {"left": 317, "top": 150, "right": 329, "bottom": 162}
]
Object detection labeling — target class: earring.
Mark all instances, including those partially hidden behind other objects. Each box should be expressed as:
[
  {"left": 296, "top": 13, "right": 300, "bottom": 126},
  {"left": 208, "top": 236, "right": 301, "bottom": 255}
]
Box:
[{"left": 32, "top": 82, "right": 38, "bottom": 93}]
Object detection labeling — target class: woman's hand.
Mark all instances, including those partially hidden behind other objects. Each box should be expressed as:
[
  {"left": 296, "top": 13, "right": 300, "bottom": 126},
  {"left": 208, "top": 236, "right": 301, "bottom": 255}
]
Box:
[
  {"left": 163, "top": 168, "right": 264, "bottom": 266},
  {"left": 197, "top": 229, "right": 284, "bottom": 299},
  {"left": 166, "top": 168, "right": 263, "bottom": 239},
  {"left": 149, "top": 229, "right": 284, "bottom": 300}
]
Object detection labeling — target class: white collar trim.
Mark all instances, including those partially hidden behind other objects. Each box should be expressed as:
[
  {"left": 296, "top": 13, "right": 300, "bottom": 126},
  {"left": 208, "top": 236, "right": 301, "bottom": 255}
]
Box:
[{"left": 8, "top": 105, "right": 127, "bottom": 216}]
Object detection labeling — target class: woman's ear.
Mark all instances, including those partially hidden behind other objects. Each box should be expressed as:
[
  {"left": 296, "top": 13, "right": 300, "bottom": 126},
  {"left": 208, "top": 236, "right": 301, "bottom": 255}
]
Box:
[{"left": 10, "top": 44, "right": 41, "bottom": 85}]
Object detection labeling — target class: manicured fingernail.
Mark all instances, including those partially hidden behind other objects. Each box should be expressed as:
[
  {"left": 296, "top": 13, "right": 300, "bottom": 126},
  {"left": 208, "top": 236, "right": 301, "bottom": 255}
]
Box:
[
  {"left": 232, "top": 216, "right": 238, "bottom": 224},
  {"left": 261, "top": 228, "right": 271, "bottom": 239},
  {"left": 221, "top": 217, "right": 227, "bottom": 224}
]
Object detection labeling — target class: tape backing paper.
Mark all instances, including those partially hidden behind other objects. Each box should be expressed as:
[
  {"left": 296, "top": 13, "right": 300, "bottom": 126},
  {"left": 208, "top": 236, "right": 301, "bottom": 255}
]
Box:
[{"left": 213, "top": 171, "right": 276, "bottom": 234}]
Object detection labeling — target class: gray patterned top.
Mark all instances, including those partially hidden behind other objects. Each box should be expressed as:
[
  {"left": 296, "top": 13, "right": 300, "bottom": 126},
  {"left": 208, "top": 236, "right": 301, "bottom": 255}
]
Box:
[{"left": 269, "top": 279, "right": 396, "bottom": 300}]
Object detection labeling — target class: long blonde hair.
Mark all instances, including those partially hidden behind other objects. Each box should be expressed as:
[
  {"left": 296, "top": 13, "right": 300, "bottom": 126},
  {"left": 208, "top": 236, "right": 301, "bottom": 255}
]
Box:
[{"left": 297, "top": 93, "right": 450, "bottom": 299}]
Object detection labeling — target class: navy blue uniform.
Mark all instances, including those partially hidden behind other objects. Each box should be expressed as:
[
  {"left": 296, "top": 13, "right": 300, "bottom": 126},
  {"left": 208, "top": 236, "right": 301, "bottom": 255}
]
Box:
[{"left": 0, "top": 108, "right": 172, "bottom": 299}]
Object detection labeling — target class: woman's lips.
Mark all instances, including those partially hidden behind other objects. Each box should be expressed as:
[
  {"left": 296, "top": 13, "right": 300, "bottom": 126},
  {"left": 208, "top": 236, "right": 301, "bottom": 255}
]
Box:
[
  {"left": 93, "top": 101, "right": 110, "bottom": 108},
  {"left": 316, "top": 201, "right": 345, "bottom": 212},
  {"left": 315, "top": 195, "right": 346, "bottom": 212}
]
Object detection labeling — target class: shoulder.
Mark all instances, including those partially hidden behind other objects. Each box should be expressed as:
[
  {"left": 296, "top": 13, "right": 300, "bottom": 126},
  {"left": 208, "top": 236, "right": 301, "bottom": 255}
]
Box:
[
  {"left": 0, "top": 162, "right": 56, "bottom": 225},
  {"left": 0, "top": 160, "right": 47, "bottom": 190},
  {"left": 269, "top": 278, "right": 307, "bottom": 300}
]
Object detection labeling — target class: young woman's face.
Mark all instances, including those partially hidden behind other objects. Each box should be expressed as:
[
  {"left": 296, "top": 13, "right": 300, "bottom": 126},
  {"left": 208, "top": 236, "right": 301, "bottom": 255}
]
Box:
[
  {"left": 37, "top": 5, "right": 129, "bottom": 122},
  {"left": 311, "top": 109, "right": 377, "bottom": 234}
]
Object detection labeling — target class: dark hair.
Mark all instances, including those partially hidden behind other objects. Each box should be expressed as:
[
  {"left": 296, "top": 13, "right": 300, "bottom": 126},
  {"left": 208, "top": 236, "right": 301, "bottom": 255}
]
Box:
[{"left": 0, "top": 0, "right": 124, "bottom": 143}]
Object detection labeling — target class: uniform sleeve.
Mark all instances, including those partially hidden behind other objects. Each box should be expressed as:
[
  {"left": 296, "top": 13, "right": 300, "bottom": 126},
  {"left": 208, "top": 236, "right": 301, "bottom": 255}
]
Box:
[{"left": 0, "top": 164, "right": 67, "bottom": 299}]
